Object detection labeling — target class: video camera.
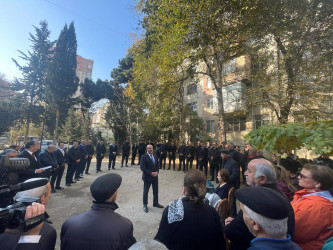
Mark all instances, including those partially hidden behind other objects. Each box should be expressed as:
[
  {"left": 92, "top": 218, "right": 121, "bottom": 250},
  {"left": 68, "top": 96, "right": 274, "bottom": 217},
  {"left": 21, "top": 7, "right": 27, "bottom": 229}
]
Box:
[{"left": 0, "top": 156, "right": 47, "bottom": 233}]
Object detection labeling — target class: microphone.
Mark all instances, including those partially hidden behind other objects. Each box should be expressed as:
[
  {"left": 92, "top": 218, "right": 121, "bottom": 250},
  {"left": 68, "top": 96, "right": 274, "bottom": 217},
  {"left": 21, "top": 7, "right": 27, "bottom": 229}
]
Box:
[{"left": 0, "top": 178, "right": 48, "bottom": 196}]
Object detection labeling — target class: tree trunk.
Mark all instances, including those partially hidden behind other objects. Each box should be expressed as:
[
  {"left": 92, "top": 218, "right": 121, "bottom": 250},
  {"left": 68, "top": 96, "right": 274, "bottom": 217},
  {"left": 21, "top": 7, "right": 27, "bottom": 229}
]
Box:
[
  {"left": 216, "top": 86, "right": 227, "bottom": 144},
  {"left": 53, "top": 108, "right": 60, "bottom": 143},
  {"left": 178, "top": 84, "right": 185, "bottom": 143},
  {"left": 24, "top": 115, "right": 31, "bottom": 144}
]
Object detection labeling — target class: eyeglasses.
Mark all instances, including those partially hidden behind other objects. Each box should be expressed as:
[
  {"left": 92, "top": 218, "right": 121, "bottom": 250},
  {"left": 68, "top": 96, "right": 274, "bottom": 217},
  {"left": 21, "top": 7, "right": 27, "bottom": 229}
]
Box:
[{"left": 299, "top": 173, "right": 312, "bottom": 179}]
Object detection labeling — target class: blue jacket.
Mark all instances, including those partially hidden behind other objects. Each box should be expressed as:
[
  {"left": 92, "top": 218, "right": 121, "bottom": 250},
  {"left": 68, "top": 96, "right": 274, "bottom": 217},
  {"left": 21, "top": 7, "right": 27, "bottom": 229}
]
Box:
[{"left": 248, "top": 235, "right": 301, "bottom": 250}]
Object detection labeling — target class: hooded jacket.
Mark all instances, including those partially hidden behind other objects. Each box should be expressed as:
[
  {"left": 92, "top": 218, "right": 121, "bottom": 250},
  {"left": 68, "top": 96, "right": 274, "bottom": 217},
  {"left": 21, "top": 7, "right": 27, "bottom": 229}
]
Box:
[{"left": 291, "top": 189, "right": 333, "bottom": 250}]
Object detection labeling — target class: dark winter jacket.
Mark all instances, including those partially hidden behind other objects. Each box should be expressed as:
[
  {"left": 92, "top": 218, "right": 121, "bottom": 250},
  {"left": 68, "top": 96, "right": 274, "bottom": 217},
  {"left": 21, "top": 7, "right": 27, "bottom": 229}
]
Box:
[{"left": 61, "top": 202, "right": 136, "bottom": 250}]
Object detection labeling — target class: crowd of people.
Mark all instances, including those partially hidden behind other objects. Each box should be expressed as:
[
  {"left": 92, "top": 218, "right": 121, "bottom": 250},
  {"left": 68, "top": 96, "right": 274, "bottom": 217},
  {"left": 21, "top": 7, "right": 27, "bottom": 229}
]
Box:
[{"left": 0, "top": 138, "right": 333, "bottom": 250}]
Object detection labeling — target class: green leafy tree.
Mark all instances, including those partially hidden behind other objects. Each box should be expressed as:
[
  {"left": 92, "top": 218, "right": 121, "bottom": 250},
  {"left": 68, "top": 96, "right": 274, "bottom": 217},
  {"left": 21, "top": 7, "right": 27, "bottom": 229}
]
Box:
[
  {"left": 134, "top": 0, "right": 248, "bottom": 143},
  {"left": 245, "top": 121, "right": 333, "bottom": 155},
  {"left": 245, "top": 0, "right": 333, "bottom": 123},
  {"left": 45, "top": 22, "right": 79, "bottom": 142},
  {"left": 12, "top": 20, "right": 54, "bottom": 142}
]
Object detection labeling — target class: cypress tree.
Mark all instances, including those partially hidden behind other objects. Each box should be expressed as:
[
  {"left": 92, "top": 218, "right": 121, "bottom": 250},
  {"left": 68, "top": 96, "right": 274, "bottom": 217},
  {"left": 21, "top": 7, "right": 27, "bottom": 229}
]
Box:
[{"left": 45, "top": 22, "right": 79, "bottom": 142}]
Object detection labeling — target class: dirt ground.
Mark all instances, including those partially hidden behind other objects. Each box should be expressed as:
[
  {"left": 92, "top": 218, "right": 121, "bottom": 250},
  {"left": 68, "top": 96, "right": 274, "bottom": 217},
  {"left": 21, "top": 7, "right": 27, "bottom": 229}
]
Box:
[{"left": 47, "top": 159, "right": 187, "bottom": 249}]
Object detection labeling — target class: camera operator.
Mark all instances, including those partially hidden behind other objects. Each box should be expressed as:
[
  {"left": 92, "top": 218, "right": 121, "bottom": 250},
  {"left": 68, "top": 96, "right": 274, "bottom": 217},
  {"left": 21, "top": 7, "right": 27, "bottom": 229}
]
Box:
[
  {"left": 0, "top": 178, "right": 56, "bottom": 250},
  {"left": 18, "top": 141, "right": 45, "bottom": 182}
]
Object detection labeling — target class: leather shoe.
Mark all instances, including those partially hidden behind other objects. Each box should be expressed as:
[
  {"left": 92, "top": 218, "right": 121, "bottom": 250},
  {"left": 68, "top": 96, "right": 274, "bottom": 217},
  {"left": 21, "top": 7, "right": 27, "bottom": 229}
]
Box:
[
  {"left": 55, "top": 186, "right": 64, "bottom": 190},
  {"left": 51, "top": 189, "right": 56, "bottom": 193},
  {"left": 143, "top": 205, "right": 148, "bottom": 213},
  {"left": 71, "top": 181, "right": 77, "bottom": 183},
  {"left": 66, "top": 183, "right": 71, "bottom": 186},
  {"left": 153, "top": 203, "right": 164, "bottom": 208}
]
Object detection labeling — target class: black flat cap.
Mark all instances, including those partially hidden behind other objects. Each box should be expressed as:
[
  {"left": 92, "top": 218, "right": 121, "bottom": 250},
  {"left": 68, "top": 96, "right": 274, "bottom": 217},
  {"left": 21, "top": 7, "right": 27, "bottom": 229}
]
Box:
[
  {"left": 220, "top": 149, "right": 230, "bottom": 154},
  {"left": 236, "top": 186, "right": 289, "bottom": 219},
  {"left": 90, "top": 173, "right": 122, "bottom": 202}
]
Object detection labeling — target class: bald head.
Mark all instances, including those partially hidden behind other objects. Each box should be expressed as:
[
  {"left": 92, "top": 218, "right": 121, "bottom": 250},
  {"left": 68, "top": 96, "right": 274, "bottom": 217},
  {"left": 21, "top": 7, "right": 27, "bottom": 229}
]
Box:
[
  {"left": 47, "top": 145, "right": 57, "bottom": 153},
  {"left": 245, "top": 159, "right": 277, "bottom": 186}
]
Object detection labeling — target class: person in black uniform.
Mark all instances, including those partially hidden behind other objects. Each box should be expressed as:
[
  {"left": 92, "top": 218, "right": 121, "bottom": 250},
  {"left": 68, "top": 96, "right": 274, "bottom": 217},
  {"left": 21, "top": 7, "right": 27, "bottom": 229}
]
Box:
[
  {"left": 75, "top": 140, "right": 88, "bottom": 180},
  {"left": 96, "top": 140, "right": 106, "bottom": 172},
  {"left": 185, "top": 141, "right": 195, "bottom": 170},
  {"left": 167, "top": 141, "right": 177, "bottom": 170},
  {"left": 195, "top": 141, "right": 201, "bottom": 169},
  {"left": 178, "top": 142, "right": 186, "bottom": 171},
  {"left": 158, "top": 141, "right": 167, "bottom": 170},
  {"left": 198, "top": 141, "right": 209, "bottom": 177},
  {"left": 66, "top": 140, "right": 82, "bottom": 186},
  {"left": 108, "top": 141, "right": 118, "bottom": 170},
  {"left": 121, "top": 139, "right": 130, "bottom": 167},
  {"left": 140, "top": 144, "right": 164, "bottom": 213},
  {"left": 209, "top": 142, "right": 221, "bottom": 182},
  {"left": 131, "top": 142, "right": 138, "bottom": 165},
  {"left": 53, "top": 142, "right": 67, "bottom": 189},
  {"left": 138, "top": 140, "right": 146, "bottom": 165},
  {"left": 85, "top": 140, "right": 95, "bottom": 174}
]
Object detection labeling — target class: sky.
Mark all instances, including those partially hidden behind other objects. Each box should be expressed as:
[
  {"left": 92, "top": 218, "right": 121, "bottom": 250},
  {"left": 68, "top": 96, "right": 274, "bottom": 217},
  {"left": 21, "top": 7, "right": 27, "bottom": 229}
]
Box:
[{"left": 0, "top": 0, "right": 141, "bottom": 82}]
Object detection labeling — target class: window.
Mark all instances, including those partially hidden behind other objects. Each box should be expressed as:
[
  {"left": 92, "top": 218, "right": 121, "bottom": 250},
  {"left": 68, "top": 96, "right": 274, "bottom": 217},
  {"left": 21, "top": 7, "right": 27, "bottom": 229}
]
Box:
[
  {"left": 187, "top": 84, "right": 197, "bottom": 95},
  {"left": 223, "top": 58, "right": 236, "bottom": 75},
  {"left": 253, "top": 114, "right": 269, "bottom": 129},
  {"left": 206, "top": 98, "right": 213, "bottom": 110},
  {"left": 206, "top": 120, "right": 215, "bottom": 133},
  {"left": 226, "top": 117, "right": 246, "bottom": 132},
  {"left": 188, "top": 102, "right": 197, "bottom": 112},
  {"left": 207, "top": 77, "right": 212, "bottom": 89}
]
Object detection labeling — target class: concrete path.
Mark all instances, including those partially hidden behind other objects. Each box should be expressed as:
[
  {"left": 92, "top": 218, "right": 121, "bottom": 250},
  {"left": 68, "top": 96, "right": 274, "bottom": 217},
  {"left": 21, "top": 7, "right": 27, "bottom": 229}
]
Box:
[{"left": 47, "top": 160, "right": 186, "bottom": 249}]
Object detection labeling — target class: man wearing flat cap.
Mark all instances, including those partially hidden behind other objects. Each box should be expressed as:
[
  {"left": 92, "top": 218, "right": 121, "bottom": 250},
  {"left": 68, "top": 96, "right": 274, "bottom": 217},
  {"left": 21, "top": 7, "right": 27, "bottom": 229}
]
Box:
[
  {"left": 60, "top": 173, "right": 136, "bottom": 250},
  {"left": 237, "top": 186, "right": 300, "bottom": 249},
  {"left": 224, "top": 158, "right": 295, "bottom": 249}
]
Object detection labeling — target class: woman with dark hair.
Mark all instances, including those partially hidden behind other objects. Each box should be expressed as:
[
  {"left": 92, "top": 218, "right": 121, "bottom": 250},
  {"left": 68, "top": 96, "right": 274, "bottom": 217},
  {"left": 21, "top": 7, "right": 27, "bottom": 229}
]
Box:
[
  {"left": 155, "top": 169, "right": 225, "bottom": 250},
  {"left": 214, "top": 169, "right": 232, "bottom": 200},
  {"left": 291, "top": 164, "right": 333, "bottom": 250},
  {"left": 275, "top": 165, "right": 297, "bottom": 201},
  {"left": 280, "top": 159, "right": 302, "bottom": 191}
]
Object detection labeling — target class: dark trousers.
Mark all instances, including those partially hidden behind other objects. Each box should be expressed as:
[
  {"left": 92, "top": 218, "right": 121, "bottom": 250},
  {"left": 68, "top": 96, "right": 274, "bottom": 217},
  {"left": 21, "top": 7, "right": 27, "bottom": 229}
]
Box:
[
  {"left": 210, "top": 163, "right": 219, "bottom": 180},
  {"left": 199, "top": 159, "right": 208, "bottom": 177},
  {"left": 159, "top": 157, "right": 166, "bottom": 169},
  {"left": 66, "top": 162, "right": 78, "bottom": 184},
  {"left": 121, "top": 154, "right": 129, "bottom": 166},
  {"left": 186, "top": 157, "right": 194, "bottom": 169},
  {"left": 143, "top": 177, "right": 158, "bottom": 205},
  {"left": 96, "top": 156, "right": 103, "bottom": 171},
  {"left": 75, "top": 159, "right": 86, "bottom": 178},
  {"left": 178, "top": 156, "right": 185, "bottom": 170},
  {"left": 138, "top": 153, "right": 144, "bottom": 165},
  {"left": 168, "top": 156, "right": 175, "bottom": 169},
  {"left": 50, "top": 165, "right": 65, "bottom": 188},
  {"left": 85, "top": 157, "right": 92, "bottom": 173},
  {"left": 131, "top": 153, "right": 136, "bottom": 165},
  {"left": 196, "top": 156, "right": 199, "bottom": 169},
  {"left": 108, "top": 155, "right": 116, "bottom": 169}
]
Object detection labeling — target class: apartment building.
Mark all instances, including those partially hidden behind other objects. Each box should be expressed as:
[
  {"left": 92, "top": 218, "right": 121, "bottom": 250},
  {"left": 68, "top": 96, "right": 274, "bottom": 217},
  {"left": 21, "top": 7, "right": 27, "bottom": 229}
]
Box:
[
  {"left": 184, "top": 55, "right": 274, "bottom": 145},
  {"left": 76, "top": 55, "right": 94, "bottom": 83}
]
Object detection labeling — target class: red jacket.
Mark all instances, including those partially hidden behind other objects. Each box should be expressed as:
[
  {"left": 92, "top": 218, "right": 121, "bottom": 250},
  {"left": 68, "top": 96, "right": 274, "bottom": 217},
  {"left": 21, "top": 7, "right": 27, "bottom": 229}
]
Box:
[{"left": 291, "top": 189, "right": 333, "bottom": 250}]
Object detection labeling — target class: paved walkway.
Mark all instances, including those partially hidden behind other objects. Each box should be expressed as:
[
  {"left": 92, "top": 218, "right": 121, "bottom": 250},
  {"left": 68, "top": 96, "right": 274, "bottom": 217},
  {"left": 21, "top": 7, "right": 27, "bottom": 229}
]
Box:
[{"left": 47, "top": 160, "right": 186, "bottom": 249}]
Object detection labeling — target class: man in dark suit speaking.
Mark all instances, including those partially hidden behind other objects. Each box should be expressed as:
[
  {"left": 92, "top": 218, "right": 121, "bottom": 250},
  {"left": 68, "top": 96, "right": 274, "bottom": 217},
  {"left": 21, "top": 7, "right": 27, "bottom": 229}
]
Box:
[{"left": 140, "top": 144, "right": 164, "bottom": 213}]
